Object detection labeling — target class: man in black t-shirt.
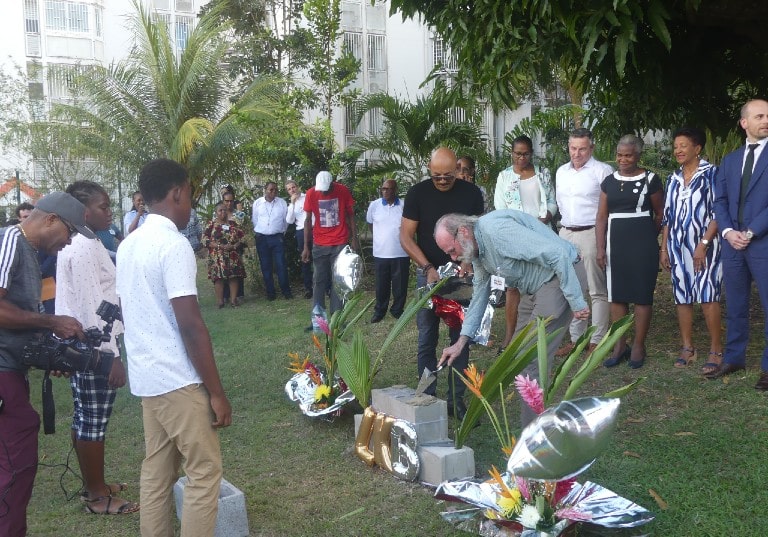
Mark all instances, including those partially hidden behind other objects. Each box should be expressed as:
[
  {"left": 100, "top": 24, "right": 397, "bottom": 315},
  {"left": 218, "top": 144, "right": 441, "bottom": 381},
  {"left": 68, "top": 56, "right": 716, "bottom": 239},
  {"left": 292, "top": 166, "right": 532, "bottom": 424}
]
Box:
[{"left": 400, "top": 147, "right": 484, "bottom": 419}]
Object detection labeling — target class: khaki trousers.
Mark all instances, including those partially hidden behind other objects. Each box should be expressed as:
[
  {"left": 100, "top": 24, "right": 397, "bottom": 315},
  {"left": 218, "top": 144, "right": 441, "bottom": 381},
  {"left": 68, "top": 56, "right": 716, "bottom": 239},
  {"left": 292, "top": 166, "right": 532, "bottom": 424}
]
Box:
[
  {"left": 559, "top": 227, "right": 609, "bottom": 344},
  {"left": 140, "top": 384, "right": 223, "bottom": 537}
]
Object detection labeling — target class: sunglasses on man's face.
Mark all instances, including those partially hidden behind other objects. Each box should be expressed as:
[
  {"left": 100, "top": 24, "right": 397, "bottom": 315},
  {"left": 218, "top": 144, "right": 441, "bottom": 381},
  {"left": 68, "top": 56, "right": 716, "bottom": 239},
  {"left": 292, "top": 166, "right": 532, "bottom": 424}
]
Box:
[{"left": 57, "top": 216, "right": 78, "bottom": 238}]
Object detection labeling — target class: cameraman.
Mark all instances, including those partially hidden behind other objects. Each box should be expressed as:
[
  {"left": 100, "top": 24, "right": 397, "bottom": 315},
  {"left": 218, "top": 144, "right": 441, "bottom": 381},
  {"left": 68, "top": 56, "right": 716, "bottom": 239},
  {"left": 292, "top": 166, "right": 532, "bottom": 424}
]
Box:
[{"left": 0, "top": 192, "right": 91, "bottom": 537}]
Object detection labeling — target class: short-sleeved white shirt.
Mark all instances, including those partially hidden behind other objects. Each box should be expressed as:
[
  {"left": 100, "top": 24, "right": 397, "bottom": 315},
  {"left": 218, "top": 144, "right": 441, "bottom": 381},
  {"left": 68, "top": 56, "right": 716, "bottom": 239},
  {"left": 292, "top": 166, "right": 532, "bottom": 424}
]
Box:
[
  {"left": 366, "top": 198, "right": 407, "bottom": 258},
  {"left": 555, "top": 157, "right": 614, "bottom": 227},
  {"left": 116, "top": 213, "right": 201, "bottom": 397}
]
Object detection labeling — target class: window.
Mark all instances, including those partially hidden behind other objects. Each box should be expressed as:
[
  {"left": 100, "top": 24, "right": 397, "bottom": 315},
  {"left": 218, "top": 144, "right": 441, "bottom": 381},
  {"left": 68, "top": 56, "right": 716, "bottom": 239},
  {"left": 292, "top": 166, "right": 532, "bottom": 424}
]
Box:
[
  {"left": 45, "top": 1, "right": 66, "bottom": 31},
  {"left": 345, "top": 101, "right": 364, "bottom": 137},
  {"left": 67, "top": 2, "right": 88, "bottom": 32},
  {"left": 175, "top": 0, "right": 193, "bottom": 11},
  {"left": 343, "top": 31, "right": 363, "bottom": 62},
  {"left": 24, "top": 0, "right": 40, "bottom": 33},
  {"left": 154, "top": 12, "right": 172, "bottom": 34},
  {"left": 47, "top": 64, "right": 81, "bottom": 102},
  {"left": 176, "top": 15, "right": 194, "bottom": 52},
  {"left": 367, "top": 34, "right": 385, "bottom": 71},
  {"left": 45, "top": 1, "right": 90, "bottom": 33},
  {"left": 368, "top": 106, "right": 383, "bottom": 136},
  {"left": 94, "top": 6, "right": 102, "bottom": 37},
  {"left": 432, "top": 35, "right": 457, "bottom": 71}
]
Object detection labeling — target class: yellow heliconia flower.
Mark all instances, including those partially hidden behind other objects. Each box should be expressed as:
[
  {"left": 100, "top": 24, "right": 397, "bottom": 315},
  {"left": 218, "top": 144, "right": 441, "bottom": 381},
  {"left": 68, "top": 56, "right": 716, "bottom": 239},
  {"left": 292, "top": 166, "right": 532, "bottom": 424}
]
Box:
[
  {"left": 488, "top": 465, "right": 522, "bottom": 517},
  {"left": 461, "top": 363, "right": 485, "bottom": 399},
  {"left": 287, "top": 353, "right": 311, "bottom": 373},
  {"left": 314, "top": 384, "right": 331, "bottom": 401},
  {"left": 497, "top": 489, "right": 523, "bottom": 518}
]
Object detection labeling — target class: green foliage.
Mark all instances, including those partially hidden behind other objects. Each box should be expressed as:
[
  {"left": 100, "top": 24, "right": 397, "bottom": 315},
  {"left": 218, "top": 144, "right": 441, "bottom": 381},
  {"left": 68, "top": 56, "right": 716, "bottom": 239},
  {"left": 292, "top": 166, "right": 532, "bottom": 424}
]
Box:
[
  {"left": 302, "top": 0, "right": 361, "bottom": 126},
  {"left": 456, "top": 315, "right": 639, "bottom": 448},
  {"left": 336, "top": 279, "right": 445, "bottom": 408},
  {"left": 390, "top": 0, "right": 768, "bottom": 136},
  {"left": 346, "top": 82, "right": 486, "bottom": 185},
  {"left": 53, "top": 0, "right": 284, "bottom": 202}
]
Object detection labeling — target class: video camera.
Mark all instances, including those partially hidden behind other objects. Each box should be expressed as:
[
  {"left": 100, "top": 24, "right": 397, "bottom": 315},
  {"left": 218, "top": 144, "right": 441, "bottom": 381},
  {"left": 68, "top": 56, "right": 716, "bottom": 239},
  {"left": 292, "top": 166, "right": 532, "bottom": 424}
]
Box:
[{"left": 22, "top": 300, "right": 121, "bottom": 376}]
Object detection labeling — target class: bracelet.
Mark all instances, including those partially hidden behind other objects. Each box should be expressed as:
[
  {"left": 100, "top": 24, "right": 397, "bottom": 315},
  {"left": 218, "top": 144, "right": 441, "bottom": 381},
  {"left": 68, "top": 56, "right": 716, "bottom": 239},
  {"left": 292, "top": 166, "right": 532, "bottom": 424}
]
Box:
[{"left": 421, "top": 263, "right": 434, "bottom": 272}]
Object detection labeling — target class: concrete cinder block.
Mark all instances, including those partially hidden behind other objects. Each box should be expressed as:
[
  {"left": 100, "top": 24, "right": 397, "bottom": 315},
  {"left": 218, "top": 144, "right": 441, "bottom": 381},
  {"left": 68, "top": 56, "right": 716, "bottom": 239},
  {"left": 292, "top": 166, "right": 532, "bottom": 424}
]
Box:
[
  {"left": 371, "top": 386, "right": 448, "bottom": 444},
  {"left": 173, "top": 477, "right": 249, "bottom": 537},
  {"left": 418, "top": 444, "right": 475, "bottom": 486}
]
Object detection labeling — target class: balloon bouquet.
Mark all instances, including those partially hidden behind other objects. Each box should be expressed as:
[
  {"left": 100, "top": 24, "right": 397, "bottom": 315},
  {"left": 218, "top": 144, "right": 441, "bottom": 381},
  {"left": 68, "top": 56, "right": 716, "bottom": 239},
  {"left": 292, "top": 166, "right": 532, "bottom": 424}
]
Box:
[
  {"left": 285, "top": 246, "right": 362, "bottom": 419},
  {"left": 435, "top": 392, "right": 654, "bottom": 536}
]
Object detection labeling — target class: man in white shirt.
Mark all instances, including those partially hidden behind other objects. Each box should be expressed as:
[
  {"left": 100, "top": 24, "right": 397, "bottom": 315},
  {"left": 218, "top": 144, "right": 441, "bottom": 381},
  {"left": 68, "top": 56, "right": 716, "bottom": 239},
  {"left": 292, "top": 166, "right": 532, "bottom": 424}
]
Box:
[
  {"left": 555, "top": 128, "right": 614, "bottom": 353},
  {"left": 286, "top": 180, "right": 313, "bottom": 299},
  {"left": 252, "top": 181, "right": 292, "bottom": 300},
  {"left": 116, "top": 159, "right": 231, "bottom": 537},
  {"left": 366, "top": 178, "right": 410, "bottom": 323}
]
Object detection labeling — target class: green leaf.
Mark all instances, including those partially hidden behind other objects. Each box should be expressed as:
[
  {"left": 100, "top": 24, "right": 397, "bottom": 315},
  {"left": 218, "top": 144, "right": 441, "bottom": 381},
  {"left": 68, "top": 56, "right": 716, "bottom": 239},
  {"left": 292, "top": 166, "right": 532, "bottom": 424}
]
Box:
[{"left": 604, "top": 377, "right": 646, "bottom": 398}]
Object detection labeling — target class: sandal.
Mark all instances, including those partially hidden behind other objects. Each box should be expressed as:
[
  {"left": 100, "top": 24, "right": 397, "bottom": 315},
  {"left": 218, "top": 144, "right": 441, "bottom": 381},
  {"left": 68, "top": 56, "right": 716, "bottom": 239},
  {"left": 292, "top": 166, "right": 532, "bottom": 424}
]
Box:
[
  {"left": 83, "top": 494, "right": 140, "bottom": 515},
  {"left": 701, "top": 351, "right": 723, "bottom": 375},
  {"left": 674, "top": 346, "right": 697, "bottom": 368}
]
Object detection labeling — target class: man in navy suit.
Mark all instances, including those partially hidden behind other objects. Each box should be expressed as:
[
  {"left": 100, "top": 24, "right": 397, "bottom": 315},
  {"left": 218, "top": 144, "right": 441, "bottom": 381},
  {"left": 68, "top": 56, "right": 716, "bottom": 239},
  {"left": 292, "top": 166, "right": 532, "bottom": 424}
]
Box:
[{"left": 709, "top": 99, "right": 768, "bottom": 388}]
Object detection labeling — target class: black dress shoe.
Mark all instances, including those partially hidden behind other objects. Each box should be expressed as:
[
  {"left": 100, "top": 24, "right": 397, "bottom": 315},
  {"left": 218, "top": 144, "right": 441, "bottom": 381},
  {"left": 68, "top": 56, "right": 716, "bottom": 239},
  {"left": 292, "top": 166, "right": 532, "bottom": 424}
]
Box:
[
  {"left": 704, "top": 362, "right": 746, "bottom": 380},
  {"left": 755, "top": 372, "right": 768, "bottom": 391},
  {"left": 369, "top": 315, "right": 384, "bottom": 324},
  {"left": 603, "top": 347, "right": 630, "bottom": 368}
]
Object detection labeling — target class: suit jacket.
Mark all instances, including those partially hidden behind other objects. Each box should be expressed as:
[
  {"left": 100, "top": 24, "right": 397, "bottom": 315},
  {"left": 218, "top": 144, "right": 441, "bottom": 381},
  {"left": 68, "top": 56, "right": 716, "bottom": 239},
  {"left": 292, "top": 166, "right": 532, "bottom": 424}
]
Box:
[{"left": 714, "top": 143, "right": 768, "bottom": 256}]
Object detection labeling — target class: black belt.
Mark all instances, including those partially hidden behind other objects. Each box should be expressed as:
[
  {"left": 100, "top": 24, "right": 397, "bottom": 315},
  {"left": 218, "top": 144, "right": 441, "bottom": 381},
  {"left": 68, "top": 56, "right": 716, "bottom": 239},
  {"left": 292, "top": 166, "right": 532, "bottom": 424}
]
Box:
[{"left": 564, "top": 225, "right": 594, "bottom": 232}]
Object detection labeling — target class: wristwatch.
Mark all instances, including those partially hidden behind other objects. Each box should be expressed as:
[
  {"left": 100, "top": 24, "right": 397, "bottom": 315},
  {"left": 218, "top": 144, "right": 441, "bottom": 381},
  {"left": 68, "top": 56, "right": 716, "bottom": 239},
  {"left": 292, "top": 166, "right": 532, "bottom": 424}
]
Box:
[
  {"left": 701, "top": 238, "right": 710, "bottom": 247},
  {"left": 746, "top": 230, "right": 754, "bottom": 240}
]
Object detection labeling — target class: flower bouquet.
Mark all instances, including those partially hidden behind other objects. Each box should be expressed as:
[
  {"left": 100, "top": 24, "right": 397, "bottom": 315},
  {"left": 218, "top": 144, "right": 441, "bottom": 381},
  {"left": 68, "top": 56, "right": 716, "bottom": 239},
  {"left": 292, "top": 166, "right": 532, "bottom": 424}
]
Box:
[
  {"left": 435, "top": 315, "right": 654, "bottom": 536},
  {"left": 284, "top": 294, "right": 370, "bottom": 418}
]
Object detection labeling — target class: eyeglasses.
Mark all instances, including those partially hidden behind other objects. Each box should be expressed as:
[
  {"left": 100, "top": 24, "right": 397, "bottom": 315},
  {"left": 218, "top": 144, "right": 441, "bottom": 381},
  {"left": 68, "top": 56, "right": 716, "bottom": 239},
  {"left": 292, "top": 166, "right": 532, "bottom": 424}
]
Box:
[
  {"left": 57, "top": 216, "right": 78, "bottom": 238},
  {"left": 512, "top": 152, "right": 532, "bottom": 158},
  {"left": 431, "top": 173, "right": 455, "bottom": 183}
]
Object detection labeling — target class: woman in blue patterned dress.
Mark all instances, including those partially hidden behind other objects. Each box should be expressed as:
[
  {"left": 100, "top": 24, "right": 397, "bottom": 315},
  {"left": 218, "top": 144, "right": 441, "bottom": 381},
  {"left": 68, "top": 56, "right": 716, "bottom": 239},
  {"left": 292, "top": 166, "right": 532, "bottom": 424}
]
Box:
[{"left": 660, "top": 127, "right": 723, "bottom": 373}]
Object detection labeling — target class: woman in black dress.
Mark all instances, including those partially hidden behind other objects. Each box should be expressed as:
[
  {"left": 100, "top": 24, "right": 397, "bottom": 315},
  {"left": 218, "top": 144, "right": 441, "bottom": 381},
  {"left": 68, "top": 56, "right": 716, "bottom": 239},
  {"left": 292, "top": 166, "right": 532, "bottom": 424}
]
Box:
[{"left": 596, "top": 135, "right": 664, "bottom": 368}]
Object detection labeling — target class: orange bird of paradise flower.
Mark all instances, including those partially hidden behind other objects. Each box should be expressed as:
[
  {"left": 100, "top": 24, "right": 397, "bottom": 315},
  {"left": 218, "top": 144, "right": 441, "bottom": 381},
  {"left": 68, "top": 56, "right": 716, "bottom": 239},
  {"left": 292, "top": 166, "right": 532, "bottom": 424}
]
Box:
[{"left": 461, "top": 363, "right": 485, "bottom": 399}]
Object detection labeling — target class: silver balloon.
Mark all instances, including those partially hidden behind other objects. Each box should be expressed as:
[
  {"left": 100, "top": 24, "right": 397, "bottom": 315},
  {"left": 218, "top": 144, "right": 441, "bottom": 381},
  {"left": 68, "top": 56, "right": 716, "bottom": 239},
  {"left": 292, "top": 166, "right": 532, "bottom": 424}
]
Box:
[
  {"left": 332, "top": 245, "right": 363, "bottom": 299},
  {"left": 390, "top": 419, "right": 420, "bottom": 481},
  {"left": 507, "top": 397, "right": 620, "bottom": 480}
]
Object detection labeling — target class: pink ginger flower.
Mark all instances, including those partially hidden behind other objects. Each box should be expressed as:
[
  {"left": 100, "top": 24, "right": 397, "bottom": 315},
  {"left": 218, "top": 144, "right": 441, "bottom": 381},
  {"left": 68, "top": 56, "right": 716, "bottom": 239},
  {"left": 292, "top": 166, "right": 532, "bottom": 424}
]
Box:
[
  {"left": 514, "top": 374, "right": 545, "bottom": 414},
  {"left": 515, "top": 476, "right": 531, "bottom": 502},
  {"left": 314, "top": 315, "right": 331, "bottom": 336}
]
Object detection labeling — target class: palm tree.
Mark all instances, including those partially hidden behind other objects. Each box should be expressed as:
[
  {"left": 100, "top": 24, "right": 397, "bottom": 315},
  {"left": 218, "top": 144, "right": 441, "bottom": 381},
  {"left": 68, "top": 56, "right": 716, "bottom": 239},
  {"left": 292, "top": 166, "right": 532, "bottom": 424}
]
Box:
[
  {"left": 57, "top": 0, "right": 285, "bottom": 201},
  {"left": 346, "top": 82, "right": 486, "bottom": 184}
]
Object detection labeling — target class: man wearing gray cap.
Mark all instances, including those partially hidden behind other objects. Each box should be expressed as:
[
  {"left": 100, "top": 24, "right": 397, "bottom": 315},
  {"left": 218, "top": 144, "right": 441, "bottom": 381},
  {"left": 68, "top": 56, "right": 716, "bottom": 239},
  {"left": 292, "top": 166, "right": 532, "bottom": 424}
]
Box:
[{"left": 0, "top": 191, "right": 90, "bottom": 537}]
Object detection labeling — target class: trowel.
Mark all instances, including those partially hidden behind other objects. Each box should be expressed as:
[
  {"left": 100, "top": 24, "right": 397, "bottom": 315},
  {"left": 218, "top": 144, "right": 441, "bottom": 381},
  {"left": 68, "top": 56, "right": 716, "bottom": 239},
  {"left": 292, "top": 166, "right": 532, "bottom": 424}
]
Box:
[{"left": 415, "top": 364, "right": 446, "bottom": 395}]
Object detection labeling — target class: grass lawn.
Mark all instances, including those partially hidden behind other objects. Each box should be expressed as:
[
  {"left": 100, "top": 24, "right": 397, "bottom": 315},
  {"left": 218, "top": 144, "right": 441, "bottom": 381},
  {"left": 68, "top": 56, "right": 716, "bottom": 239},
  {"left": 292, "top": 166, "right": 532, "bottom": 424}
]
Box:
[{"left": 25, "top": 261, "right": 768, "bottom": 536}]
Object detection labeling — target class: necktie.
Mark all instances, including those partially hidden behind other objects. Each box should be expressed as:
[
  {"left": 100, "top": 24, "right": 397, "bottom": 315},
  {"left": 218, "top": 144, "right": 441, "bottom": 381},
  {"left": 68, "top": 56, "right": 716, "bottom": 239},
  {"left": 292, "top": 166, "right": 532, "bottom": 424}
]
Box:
[{"left": 738, "top": 143, "right": 759, "bottom": 225}]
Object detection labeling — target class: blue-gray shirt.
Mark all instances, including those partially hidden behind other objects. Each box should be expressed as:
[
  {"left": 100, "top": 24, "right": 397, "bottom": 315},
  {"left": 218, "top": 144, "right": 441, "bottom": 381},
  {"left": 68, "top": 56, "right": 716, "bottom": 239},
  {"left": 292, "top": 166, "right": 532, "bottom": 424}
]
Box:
[{"left": 461, "top": 210, "right": 587, "bottom": 339}]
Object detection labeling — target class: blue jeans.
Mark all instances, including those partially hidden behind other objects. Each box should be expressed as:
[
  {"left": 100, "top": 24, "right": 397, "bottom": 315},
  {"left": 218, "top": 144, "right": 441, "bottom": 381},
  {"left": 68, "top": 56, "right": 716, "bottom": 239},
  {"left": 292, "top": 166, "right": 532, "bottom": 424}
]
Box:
[
  {"left": 312, "top": 244, "right": 346, "bottom": 315},
  {"left": 255, "top": 233, "right": 292, "bottom": 298},
  {"left": 295, "top": 229, "right": 313, "bottom": 294},
  {"left": 416, "top": 270, "right": 468, "bottom": 406}
]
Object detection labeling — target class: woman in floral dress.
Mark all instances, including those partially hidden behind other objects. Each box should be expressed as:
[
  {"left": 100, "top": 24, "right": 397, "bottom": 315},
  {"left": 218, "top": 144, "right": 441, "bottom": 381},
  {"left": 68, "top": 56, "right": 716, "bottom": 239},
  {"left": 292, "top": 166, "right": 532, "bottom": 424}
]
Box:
[
  {"left": 660, "top": 127, "right": 722, "bottom": 373},
  {"left": 203, "top": 202, "right": 247, "bottom": 307}
]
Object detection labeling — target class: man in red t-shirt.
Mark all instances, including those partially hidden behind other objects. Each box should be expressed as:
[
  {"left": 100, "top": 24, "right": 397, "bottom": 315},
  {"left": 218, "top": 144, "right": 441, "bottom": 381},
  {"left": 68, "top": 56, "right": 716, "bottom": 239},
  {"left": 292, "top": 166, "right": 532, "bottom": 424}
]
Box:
[{"left": 301, "top": 171, "right": 360, "bottom": 315}]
